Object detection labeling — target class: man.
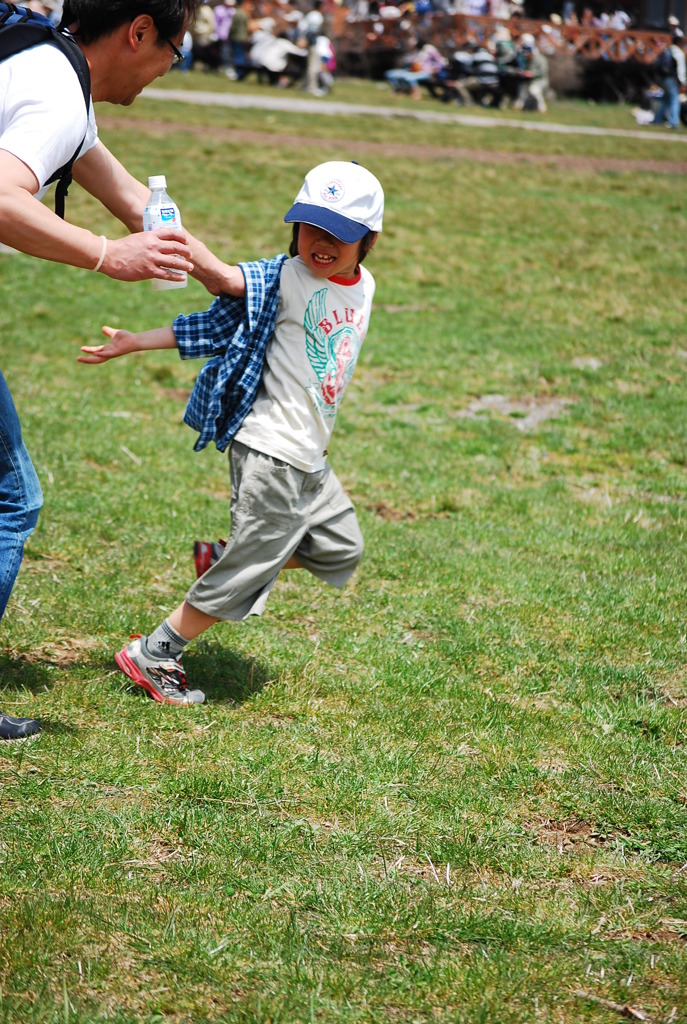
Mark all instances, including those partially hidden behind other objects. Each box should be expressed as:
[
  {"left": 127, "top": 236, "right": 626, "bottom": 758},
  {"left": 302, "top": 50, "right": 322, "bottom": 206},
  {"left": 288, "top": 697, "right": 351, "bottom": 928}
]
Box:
[
  {"left": 513, "top": 32, "right": 549, "bottom": 113},
  {"left": 0, "top": 0, "right": 236, "bottom": 740},
  {"left": 449, "top": 41, "right": 500, "bottom": 107},
  {"left": 492, "top": 33, "right": 521, "bottom": 108},
  {"left": 653, "top": 30, "right": 686, "bottom": 130}
]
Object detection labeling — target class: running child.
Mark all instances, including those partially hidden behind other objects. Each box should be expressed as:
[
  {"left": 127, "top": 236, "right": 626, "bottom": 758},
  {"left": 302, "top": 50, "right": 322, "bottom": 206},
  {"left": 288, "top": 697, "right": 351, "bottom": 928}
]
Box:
[{"left": 79, "top": 160, "right": 384, "bottom": 705}]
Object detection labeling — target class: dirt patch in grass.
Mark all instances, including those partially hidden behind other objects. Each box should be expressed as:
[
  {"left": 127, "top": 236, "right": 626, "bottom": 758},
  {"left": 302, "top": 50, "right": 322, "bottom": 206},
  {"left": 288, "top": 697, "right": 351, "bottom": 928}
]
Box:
[
  {"left": 608, "top": 921, "right": 687, "bottom": 943},
  {"left": 3, "top": 635, "right": 102, "bottom": 667},
  {"left": 376, "top": 851, "right": 453, "bottom": 885},
  {"left": 99, "top": 117, "right": 687, "bottom": 176},
  {"left": 369, "top": 501, "right": 417, "bottom": 521},
  {"left": 534, "top": 754, "right": 570, "bottom": 774},
  {"left": 457, "top": 394, "right": 572, "bottom": 432},
  {"left": 529, "top": 818, "right": 623, "bottom": 850},
  {"left": 158, "top": 386, "right": 192, "bottom": 403},
  {"left": 659, "top": 673, "right": 687, "bottom": 707}
]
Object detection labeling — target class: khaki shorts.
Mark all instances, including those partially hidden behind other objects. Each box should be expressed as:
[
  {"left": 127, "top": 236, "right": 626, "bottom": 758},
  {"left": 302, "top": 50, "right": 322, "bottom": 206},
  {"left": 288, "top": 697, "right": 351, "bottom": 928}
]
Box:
[{"left": 186, "top": 441, "right": 363, "bottom": 621}]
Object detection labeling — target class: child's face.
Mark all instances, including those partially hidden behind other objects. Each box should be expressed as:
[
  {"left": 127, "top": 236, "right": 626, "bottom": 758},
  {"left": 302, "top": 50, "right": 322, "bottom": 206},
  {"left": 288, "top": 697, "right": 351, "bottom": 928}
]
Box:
[{"left": 297, "top": 223, "right": 366, "bottom": 279}]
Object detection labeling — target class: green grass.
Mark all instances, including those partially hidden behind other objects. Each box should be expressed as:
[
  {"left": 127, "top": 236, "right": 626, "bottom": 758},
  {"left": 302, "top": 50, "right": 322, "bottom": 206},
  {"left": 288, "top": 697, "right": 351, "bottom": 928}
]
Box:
[{"left": 1, "top": 86, "right": 686, "bottom": 1023}]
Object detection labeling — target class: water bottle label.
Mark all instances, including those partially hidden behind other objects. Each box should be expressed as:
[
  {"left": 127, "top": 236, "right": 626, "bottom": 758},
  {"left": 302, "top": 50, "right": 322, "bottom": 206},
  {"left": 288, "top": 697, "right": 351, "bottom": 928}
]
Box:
[
  {"left": 159, "top": 205, "right": 179, "bottom": 227},
  {"left": 143, "top": 204, "right": 181, "bottom": 231}
]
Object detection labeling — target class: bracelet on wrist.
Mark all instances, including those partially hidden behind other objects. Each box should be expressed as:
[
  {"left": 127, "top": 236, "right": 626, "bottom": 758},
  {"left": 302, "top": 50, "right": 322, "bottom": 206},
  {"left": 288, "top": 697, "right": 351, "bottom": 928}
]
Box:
[{"left": 92, "top": 235, "right": 107, "bottom": 273}]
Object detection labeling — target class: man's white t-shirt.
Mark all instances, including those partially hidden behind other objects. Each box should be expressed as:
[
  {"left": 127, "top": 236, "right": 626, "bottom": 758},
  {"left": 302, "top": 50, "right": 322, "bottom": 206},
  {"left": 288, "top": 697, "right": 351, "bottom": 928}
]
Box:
[
  {"left": 0, "top": 44, "right": 98, "bottom": 199},
  {"left": 670, "top": 43, "right": 687, "bottom": 85},
  {"left": 234, "top": 256, "right": 375, "bottom": 473}
]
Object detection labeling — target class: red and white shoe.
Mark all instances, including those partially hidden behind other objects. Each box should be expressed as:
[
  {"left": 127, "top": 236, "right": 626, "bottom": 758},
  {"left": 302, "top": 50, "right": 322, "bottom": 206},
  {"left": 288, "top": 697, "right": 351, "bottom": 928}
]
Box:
[
  {"left": 115, "top": 635, "right": 204, "bottom": 705},
  {"left": 193, "top": 539, "right": 226, "bottom": 578}
]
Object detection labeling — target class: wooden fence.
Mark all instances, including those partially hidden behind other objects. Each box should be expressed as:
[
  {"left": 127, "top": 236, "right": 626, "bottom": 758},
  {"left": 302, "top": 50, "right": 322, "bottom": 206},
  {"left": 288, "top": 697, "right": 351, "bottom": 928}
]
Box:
[{"left": 325, "top": 10, "right": 674, "bottom": 75}]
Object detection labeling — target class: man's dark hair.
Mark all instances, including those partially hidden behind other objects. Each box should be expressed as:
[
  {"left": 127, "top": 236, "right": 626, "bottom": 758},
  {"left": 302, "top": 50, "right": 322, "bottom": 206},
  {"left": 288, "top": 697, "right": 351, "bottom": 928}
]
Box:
[
  {"left": 289, "top": 224, "right": 376, "bottom": 265},
  {"left": 59, "top": 0, "right": 201, "bottom": 45}
]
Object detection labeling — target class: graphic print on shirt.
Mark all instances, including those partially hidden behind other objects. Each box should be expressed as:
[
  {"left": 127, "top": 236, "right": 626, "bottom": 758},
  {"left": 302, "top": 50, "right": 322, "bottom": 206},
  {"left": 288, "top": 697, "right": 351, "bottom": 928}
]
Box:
[{"left": 304, "top": 287, "right": 363, "bottom": 416}]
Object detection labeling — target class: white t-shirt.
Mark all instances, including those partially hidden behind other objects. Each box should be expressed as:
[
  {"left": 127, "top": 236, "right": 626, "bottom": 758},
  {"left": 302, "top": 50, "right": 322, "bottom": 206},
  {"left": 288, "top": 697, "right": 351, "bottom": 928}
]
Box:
[
  {"left": 0, "top": 43, "right": 98, "bottom": 199},
  {"left": 235, "top": 256, "right": 375, "bottom": 473},
  {"left": 671, "top": 43, "right": 687, "bottom": 85}
]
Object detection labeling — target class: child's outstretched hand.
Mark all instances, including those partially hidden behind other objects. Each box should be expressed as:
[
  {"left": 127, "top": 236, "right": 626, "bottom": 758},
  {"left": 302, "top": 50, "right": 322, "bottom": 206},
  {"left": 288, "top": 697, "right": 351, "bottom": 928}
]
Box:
[{"left": 78, "top": 325, "right": 138, "bottom": 364}]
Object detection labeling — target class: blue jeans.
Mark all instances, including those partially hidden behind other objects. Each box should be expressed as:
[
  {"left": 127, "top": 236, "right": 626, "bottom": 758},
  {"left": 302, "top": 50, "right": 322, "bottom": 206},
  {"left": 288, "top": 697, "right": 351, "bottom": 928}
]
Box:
[
  {"left": 385, "top": 69, "right": 430, "bottom": 94},
  {"left": 654, "top": 76, "right": 680, "bottom": 128},
  {"left": 0, "top": 370, "right": 43, "bottom": 620},
  {"left": 231, "top": 41, "right": 249, "bottom": 78}
]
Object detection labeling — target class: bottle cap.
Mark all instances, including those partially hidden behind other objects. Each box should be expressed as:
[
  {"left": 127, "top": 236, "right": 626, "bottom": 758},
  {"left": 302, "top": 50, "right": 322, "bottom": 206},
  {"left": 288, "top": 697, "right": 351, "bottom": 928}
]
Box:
[{"left": 148, "top": 175, "right": 167, "bottom": 189}]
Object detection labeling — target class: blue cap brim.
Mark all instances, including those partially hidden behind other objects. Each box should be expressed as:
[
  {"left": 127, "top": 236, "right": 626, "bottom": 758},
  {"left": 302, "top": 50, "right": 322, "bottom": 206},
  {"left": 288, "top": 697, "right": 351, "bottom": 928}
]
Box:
[{"left": 283, "top": 203, "right": 369, "bottom": 243}]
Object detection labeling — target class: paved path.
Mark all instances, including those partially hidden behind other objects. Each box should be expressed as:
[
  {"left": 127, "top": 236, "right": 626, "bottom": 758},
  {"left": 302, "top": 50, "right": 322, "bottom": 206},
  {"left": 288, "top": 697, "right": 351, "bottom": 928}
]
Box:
[{"left": 144, "top": 86, "right": 687, "bottom": 144}]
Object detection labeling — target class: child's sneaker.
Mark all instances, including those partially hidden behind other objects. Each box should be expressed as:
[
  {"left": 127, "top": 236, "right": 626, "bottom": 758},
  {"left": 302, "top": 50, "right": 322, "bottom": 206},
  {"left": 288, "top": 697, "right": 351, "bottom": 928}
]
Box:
[
  {"left": 194, "top": 539, "right": 226, "bottom": 577},
  {"left": 115, "top": 635, "right": 205, "bottom": 705}
]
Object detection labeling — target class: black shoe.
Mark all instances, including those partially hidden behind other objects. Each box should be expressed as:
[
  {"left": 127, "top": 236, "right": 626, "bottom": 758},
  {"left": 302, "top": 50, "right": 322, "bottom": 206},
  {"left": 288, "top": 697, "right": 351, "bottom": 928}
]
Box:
[{"left": 0, "top": 712, "right": 41, "bottom": 740}]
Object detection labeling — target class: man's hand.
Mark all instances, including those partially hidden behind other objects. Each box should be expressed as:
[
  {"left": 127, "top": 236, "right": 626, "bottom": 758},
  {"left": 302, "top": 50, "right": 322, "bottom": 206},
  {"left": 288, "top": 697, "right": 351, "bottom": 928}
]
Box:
[{"left": 101, "top": 230, "right": 193, "bottom": 282}]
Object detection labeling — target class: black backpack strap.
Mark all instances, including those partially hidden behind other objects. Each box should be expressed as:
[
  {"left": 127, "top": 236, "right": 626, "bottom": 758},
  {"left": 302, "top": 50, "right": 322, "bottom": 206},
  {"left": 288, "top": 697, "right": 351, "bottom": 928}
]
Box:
[
  {"left": 0, "top": 3, "right": 91, "bottom": 218},
  {"left": 43, "top": 33, "right": 91, "bottom": 218}
]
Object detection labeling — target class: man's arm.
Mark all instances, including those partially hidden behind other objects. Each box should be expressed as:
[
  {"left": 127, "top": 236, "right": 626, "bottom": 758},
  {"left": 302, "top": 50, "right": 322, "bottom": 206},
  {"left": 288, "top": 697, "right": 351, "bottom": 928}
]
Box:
[
  {"left": 0, "top": 148, "right": 194, "bottom": 282},
  {"left": 74, "top": 141, "right": 242, "bottom": 296}
]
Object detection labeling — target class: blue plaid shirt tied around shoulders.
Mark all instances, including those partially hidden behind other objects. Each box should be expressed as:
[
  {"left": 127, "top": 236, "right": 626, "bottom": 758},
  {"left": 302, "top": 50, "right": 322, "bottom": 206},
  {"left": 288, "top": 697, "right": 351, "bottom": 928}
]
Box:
[{"left": 173, "top": 254, "right": 288, "bottom": 452}]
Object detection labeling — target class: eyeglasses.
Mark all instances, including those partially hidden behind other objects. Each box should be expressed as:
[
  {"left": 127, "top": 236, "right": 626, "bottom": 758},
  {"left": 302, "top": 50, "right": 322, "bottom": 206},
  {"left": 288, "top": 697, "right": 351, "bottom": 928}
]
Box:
[{"left": 164, "top": 37, "right": 185, "bottom": 66}]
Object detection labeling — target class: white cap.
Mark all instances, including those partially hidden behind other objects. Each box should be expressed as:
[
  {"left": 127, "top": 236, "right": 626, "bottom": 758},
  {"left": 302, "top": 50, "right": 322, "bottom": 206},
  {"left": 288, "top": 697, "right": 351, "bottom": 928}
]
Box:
[
  {"left": 148, "top": 175, "right": 167, "bottom": 189},
  {"left": 284, "top": 161, "right": 384, "bottom": 243},
  {"left": 520, "top": 32, "right": 536, "bottom": 48}
]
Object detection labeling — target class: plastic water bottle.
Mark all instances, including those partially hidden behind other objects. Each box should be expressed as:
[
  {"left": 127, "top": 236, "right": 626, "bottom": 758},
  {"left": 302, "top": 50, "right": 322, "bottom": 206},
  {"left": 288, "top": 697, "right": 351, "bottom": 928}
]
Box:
[{"left": 143, "top": 174, "right": 187, "bottom": 291}]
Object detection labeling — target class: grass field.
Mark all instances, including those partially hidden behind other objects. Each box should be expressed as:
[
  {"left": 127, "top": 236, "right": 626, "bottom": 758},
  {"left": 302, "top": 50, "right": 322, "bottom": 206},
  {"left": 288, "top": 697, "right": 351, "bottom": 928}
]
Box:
[{"left": 1, "top": 78, "right": 686, "bottom": 1023}]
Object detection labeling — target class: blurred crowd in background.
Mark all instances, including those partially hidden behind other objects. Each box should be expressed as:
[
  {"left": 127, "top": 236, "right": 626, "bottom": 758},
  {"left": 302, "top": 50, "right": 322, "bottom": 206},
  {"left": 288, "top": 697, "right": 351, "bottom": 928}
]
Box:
[
  {"left": 22, "top": 0, "right": 687, "bottom": 121},
  {"left": 385, "top": 27, "right": 551, "bottom": 109}
]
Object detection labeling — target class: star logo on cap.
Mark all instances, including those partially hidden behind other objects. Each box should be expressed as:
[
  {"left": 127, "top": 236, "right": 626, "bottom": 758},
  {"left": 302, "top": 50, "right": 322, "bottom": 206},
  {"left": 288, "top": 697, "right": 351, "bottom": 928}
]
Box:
[{"left": 320, "top": 179, "right": 345, "bottom": 204}]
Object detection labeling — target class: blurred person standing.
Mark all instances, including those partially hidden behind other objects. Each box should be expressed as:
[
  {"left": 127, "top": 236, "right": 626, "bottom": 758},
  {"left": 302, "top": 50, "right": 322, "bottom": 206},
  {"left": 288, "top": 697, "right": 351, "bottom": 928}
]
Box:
[
  {"left": 227, "top": 0, "right": 250, "bottom": 77},
  {"left": 212, "top": 0, "right": 233, "bottom": 69},
  {"left": 191, "top": 0, "right": 222, "bottom": 68},
  {"left": 316, "top": 33, "right": 336, "bottom": 93},
  {"left": 653, "top": 30, "right": 686, "bottom": 129},
  {"left": 298, "top": 0, "right": 325, "bottom": 95}
]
